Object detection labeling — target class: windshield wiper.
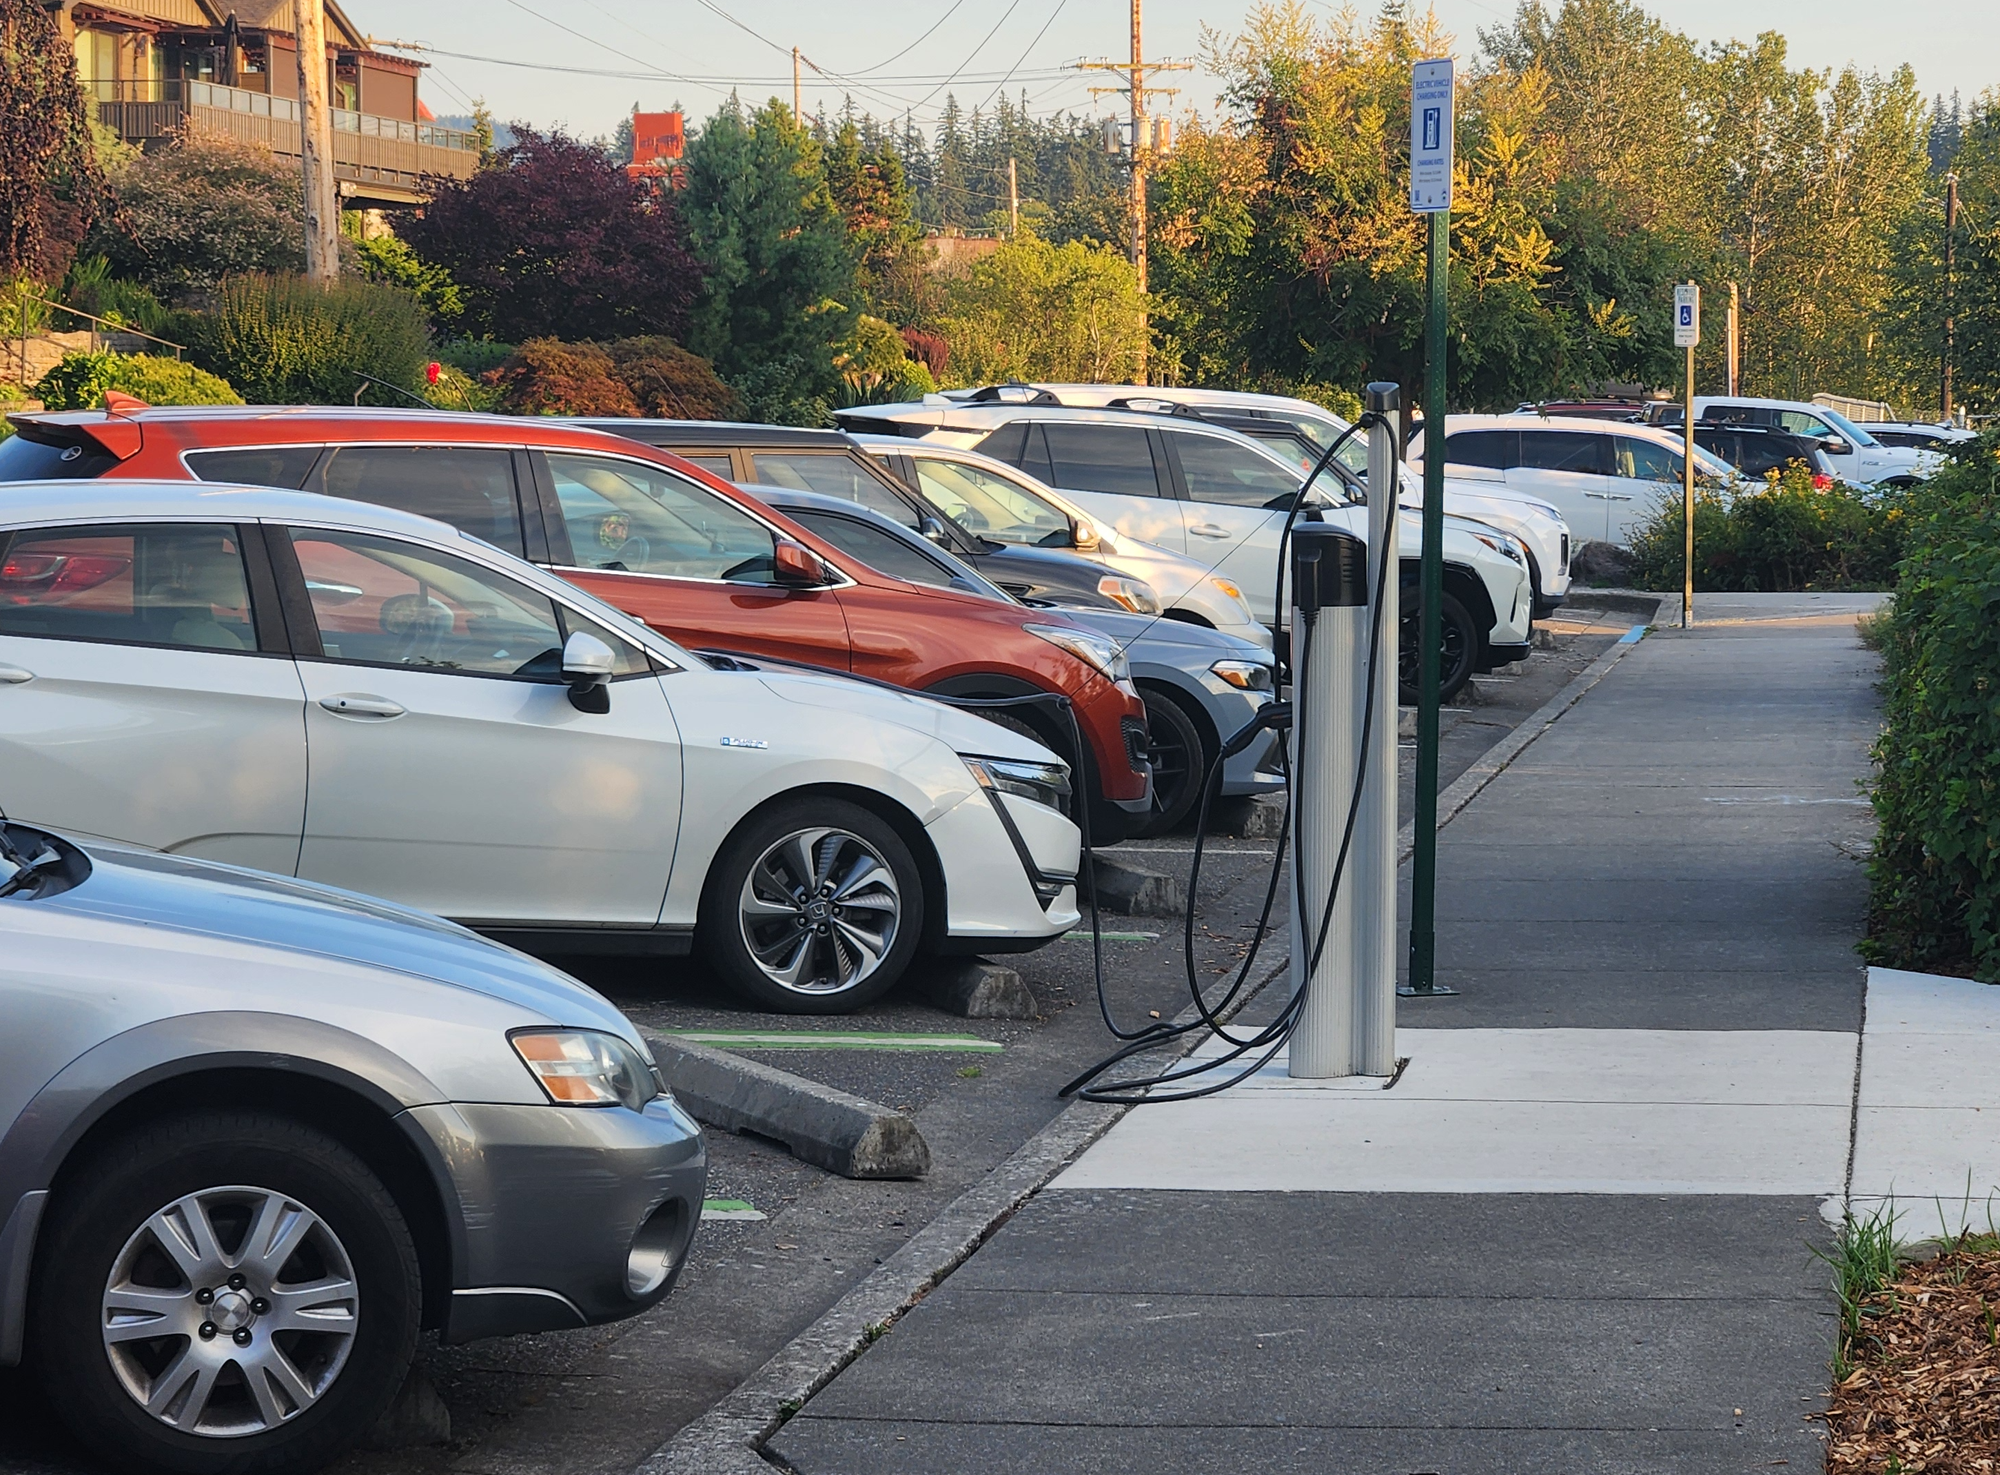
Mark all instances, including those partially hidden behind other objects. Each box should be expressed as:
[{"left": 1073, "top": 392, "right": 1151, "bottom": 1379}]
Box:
[{"left": 0, "top": 825, "right": 61, "bottom": 898}]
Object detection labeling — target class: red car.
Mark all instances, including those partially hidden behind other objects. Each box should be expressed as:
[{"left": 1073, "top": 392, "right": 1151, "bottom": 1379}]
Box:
[{"left": 0, "top": 405, "right": 1154, "bottom": 836}]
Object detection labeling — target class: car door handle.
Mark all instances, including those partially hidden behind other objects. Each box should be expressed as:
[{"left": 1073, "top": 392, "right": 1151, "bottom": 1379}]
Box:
[
  {"left": 0, "top": 665, "right": 32, "bottom": 684},
  {"left": 318, "top": 694, "right": 406, "bottom": 718},
  {"left": 1188, "top": 523, "right": 1232, "bottom": 538}
]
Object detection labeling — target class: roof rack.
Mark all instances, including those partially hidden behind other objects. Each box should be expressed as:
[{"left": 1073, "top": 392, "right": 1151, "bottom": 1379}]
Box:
[{"left": 962, "top": 382, "right": 1062, "bottom": 406}]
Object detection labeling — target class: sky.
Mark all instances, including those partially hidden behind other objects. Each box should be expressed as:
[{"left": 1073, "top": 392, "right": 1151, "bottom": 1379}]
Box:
[{"left": 373, "top": 0, "right": 1998, "bottom": 139}]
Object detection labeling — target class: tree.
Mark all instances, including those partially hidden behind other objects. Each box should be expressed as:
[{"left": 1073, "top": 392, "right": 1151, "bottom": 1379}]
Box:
[
  {"left": 402, "top": 127, "right": 700, "bottom": 344},
  {"left": 932, "top": 235, "right": 1146, "bottom": 386},
  {"left": 679, "top": 99, "right": 859, "bottom": 423},
  {"left": 824, "top": 117, "right": 920, "bottom": 284},
  {"left": 93, "top": 123, "right": 304, "bottom": 296},
  {"left": 0, "top": 0, "right": 106, "bottom": 283}
]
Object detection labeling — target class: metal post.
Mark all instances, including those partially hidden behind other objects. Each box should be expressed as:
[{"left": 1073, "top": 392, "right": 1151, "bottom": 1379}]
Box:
[
  {"left": 1683, "top": 341, "right": 1696, "bottom": 629},
  {"left": 1726, "top": 282, "right": 1740, "bottom": 397},
  {"left": 1350, "top": 384, "right": 1401, "bottom": 1066},
  {"left": 291, "top": 0, "right": 339, "bottom": 284},
  {"left": 1943, "top": 172, "right": 1958, "bottom": 421},
  {"left": 1406, "top": 208, "right": 1448, "bottom": 997}
]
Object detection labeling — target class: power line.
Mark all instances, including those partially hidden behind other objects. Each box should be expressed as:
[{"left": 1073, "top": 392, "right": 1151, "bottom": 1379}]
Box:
[
  {"left": 975, "top": 0, "right": 1069, "bottom": 115},
  {"left": 912, "top": 0, "right": 1026, "bottom": 112},
  {"left": 847, "top": 0, "right": 973, "bottom": 74}
]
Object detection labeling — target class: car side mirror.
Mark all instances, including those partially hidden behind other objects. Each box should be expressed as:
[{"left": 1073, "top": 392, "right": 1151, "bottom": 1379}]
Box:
[
  {"left": 772, "top": 538, "right": 830, "bottom": 588},
  {"left": 917, "top": 515, "right": 950, "bottom": 544},
  {"left": 1068, "top": 517, "right": 1096, "bottom": 551},
  {"left": 562, "top": 630, "right": 615, "bottom": 714},
  {"left": 1824, "top": 438, "right": 1852, "bottom": 456}
]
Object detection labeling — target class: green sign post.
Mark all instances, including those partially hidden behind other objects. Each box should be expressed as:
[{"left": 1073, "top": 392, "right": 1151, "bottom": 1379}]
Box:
[{"left": 1405, "top": 57, "right": 1454, "bottom": 998}]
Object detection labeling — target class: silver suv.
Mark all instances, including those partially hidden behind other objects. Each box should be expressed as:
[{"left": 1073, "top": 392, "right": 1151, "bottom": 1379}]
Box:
[{"left": 0, "top": 818, "right": 705, "bottom": 1473}]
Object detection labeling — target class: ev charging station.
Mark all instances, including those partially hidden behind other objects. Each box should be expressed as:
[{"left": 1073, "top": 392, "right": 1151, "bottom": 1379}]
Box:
[{"left": 1287, "top": 385, "right": 1403, "bottom": 1079}]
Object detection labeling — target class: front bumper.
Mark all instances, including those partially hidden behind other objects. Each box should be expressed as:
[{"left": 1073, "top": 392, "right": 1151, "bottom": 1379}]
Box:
[
  {"left": 402, "top": 1094, "right": 707, "bottom": 1343},
  {"left": 926, "top": 785, "right": 1081, "bottom": 950}
]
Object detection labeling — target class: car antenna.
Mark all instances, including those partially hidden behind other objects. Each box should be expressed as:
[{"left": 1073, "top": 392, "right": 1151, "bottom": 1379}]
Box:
[{"left": 102, "top": 390, "right": 150, "bottom": 417}]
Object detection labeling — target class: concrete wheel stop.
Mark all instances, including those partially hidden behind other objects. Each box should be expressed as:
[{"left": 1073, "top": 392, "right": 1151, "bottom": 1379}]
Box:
[
  {"left": 1084, "top": 851, "right": 1188, "bottom": 915},
  {"left": 921, "top": 957, "right": 1039, "bottom": 1019},
  {"left": 648, "top": 1034, "right": 931, "bottom": 1180}
]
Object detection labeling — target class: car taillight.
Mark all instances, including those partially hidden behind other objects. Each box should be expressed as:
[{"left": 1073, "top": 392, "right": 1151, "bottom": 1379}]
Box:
[
  {"left": 1812, "top": 474, "right": 1832, "bottom": 490},
  {"left": 0, "top": 553, "right": 130, "bottom": 601}
]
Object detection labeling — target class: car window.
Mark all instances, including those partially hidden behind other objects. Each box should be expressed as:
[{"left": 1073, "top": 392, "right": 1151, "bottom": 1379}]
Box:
[
  {"left": 290, "top": 528, "right": 566, "bottom": 677},
  {"left": 750, "top": 452, "right": 918, "bottom": 528},
  {"left": 320, "top": 445, "right": 525, "bottom": 556},
  {"left": 677, "top": 454, "right": 736, "bottom": 479},
  {"left": 1519, "top": 430, "right": 1612, "bottom": 475},
  {"left": 0, "top": 522, "right": 257, "bottom": 650},
  {"left": 1170, "top": 431, "right": 1302, "bottom": 508},
  {"left": 786, "top": 510, "right": 960, "bottom": 589},
  {"left": 185, "top": 446, "right": 323, "bottom": 490},
  {"left": 1442, "top": 430, "right": 1516, "bottom": 469},
  {"left": 1775, "top": 410, "right": 1834, "bottom": 440},
  {"left": 0, "top": 431, "right": 119, "bottom": 481},
  {"left": 546, "top": 452, "right": 780, "bottom": 584},
  {"left": 1612, "top": 435, "right": 1680, "bottom": 481},
  {"left": 1042, "top": 423, "right": 1162, "bottom": 498},
  {"left": 910, "top": 459, "right": 1072, "bottom": 545}
]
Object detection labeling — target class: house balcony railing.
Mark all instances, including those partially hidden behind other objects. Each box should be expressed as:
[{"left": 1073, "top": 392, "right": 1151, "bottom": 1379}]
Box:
[{"left": 88, "top": 79, "right": 479, "bottom": 201}]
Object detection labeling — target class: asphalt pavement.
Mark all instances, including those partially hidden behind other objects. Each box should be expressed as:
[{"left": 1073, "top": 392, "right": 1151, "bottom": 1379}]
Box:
[
  {"left": 0, "top": 599, "right": 1635, "bottom": 1475},
  {"left": 767, "top": 592, "right": 1885, "bottom": 1474}
]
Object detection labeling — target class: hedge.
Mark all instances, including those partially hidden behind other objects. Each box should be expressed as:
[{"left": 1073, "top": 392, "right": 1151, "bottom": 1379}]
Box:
[
  {"left": 192, "top": 273, "right": 431, "bottom": 405},
  {"left": 1863, "top": 437, "right": 2000, "bottom": 980},
  {"left": 33, "top": 351, "right": 241, "bottom": 409},
  {"left": 1628, "top": 463, "right": 1905, "bottom": 592}
]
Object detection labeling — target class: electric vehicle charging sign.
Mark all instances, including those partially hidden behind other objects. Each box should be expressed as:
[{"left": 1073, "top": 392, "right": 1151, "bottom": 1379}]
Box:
[
  {"left": 1674, "top": 284, "right": 1701, "bottom": 347},
  {"left": 1410, "top": 59, "right": 1454, "bottom": 213}
]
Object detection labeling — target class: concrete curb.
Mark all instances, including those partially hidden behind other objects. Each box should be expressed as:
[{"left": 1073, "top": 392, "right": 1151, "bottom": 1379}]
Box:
[
  {"left": 1564, "top": 588, "right": 1670, "bottom": 619},
  {"left": 1396, "top": 604, "right": 1661, "bottom": 869},
  {"left": 634, "top": 963, "right": 1288, "bottom": 1475},
  {"left": 647, "top": 1035, "right": 930, "bottom": 1181},
  {"left": 922, "top": 958, "right": 1039, "bottom": 1020}
]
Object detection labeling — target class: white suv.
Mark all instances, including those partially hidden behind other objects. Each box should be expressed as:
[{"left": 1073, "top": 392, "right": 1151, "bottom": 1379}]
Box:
[
  {"left": 1651, "top": 398, "right": 1941, "bottom": 488},
  {"left": 835, "top": 399, "right": 1534, "bottom": 702},
  {"left": 1418, "top": 413, "right": 1740, "bottom": 548}
]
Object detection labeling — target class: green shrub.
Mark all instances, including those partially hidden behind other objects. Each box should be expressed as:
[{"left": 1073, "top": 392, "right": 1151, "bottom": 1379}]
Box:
[
  {"left": 425, "top": 363, "right": 501, "bottom": 413},
  {"left": 1627, "top": 463, "right": 1905, "bottom": 592},
  {"left": 193, "top": 274, "right": 431, "bottom": 404},
  {"left": 33, "top": 350, "right": 240, "bottom": 409},
  {"left": 436, "top": 336, "right": 516, "bottom": 377},
  {"left": 351, "top": 233, "right": 463, "bottom": 327},
  {"left": 1864, "top": 438, "right": 2000, "bottom": 980}
]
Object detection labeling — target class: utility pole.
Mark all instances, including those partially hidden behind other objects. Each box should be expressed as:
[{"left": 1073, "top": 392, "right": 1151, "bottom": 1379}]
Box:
[
  {"left": 793, "top": 46, "right": 802, "bottom": 122},
  {"left": 1726, "top": 282, "right": 1740, "bottom": 397},
  {"left": 1007, "top": 156, "right": 1019, "bottom": 238},
  {"left": 1074, "top": 2, "right": 1186, "bottom": 385},
  {"left": 1943, "top": 172, "right": 1958, "bottom": 421},
  {"left": 293, "top": 0, "right": 340, "bottom": 283}
]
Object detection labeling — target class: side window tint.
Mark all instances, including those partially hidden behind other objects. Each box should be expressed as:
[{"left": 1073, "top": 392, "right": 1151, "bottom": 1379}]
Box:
[
  {"left": 788, "top": 511, "right": 956, "bottom": 588},
  {"left": 321, "top": 446, "right": 525, "bottom": 556},
  {"left": 1172, "top": 432, "right": 1302, "bottom": 508},
  {"left": 677, "top": 454, "right": 737, "bottom": 479},
  {"left": 1519, "top": 431, "right": 1612, "bottom": 476},
  {"left": 749, "top": 453, "right": 918, "bottom": 528},
  {"left": 973, "top": 422, "right": 1029, "bottom": 469},
  {"left": 185, "top": 446, "right": 323, "bottom": 490},
  {"left": 1614, "top": 436, "right": 1681, "bottom": 481},
  {"left": 547, "top": 453, "right": 779, "bottom": 583},
  {"left": 1042, "top": 424, "right": 1160, "bottom": 498},
  {"left": 1442, "top": 431, "right": 1515, "bottom": 469},
  {"left": 0, "top": 523, "right": 257, "bottom": 650},
  {"left": 290, "top": 529, "right": 564, "bottom": 677}
]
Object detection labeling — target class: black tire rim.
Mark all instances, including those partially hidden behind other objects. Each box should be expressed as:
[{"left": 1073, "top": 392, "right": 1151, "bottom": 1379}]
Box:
[
  {"left": 1400, "top": 600, "right": 1472, "bottom": 698},
  {"left": 1141, "top": 696, "right": 1199, "bottom": 831}
]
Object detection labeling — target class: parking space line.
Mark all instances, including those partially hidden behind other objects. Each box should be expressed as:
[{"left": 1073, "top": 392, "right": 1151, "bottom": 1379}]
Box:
[
  {"left": 701, "top": 1199, "right": 769, "bottom": 1221},
  {"left": 673, "top": 1030, "right": 1005, "bottom": 1053}
]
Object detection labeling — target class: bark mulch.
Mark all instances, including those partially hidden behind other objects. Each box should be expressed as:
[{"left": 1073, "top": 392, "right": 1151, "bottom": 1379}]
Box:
[{"left": 1823, "top": 1240, "right": 2000, "bottom": 1473}]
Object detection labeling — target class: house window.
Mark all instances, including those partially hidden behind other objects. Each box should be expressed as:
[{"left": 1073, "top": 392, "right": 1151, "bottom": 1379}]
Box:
[{"left": 74, "top": 29, "right": 119, "bottom": 100}]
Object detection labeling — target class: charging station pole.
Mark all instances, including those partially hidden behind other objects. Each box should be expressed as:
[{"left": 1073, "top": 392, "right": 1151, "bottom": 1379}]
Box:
[{"left": 1406, "top": 57, "right": 1453, "bottom": 998}]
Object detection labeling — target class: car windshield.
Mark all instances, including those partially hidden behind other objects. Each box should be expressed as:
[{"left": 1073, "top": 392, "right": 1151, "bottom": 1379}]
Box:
[
  {"left": 1818, "top": 409, "right": 1881, "bottom": 448},
  {"left": 908, "top": 457, "right": 1073, "bottom": 546}
]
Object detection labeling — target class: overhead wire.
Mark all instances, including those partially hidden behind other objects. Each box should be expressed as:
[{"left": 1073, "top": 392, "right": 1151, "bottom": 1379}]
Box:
[
  {"left": 911, "top": 0, "right": 1026, "bottom": 112},
  {"left": 972, "top": 0, "right": 1069, "bottom": 115}
]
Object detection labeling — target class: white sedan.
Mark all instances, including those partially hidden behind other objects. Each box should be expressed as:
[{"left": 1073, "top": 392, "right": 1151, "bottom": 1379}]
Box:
[{"left": 0, "top": 480, "right": 1082, "bottom": 1013}]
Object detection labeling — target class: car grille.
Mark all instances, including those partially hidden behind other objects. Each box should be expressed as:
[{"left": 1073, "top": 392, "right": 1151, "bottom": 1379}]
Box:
[{"left": 1559, "top": 533, "right": 1570, "bottom": 573}]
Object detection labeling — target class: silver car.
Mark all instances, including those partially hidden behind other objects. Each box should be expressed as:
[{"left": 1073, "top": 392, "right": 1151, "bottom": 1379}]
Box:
[{"left": 0, "top": 817, "right": 705, "bottom": 1473}]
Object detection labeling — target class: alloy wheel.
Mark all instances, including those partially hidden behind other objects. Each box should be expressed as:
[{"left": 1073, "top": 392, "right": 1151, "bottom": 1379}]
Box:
[
  {"left": 99, "top": 1185, "right": 359, "bottom": 1438},
  {"left": 737, "top": 827, "right": 902, "bottom": 996}
]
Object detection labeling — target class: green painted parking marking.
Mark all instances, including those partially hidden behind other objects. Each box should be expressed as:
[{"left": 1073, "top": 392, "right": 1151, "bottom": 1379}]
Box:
[
  {"left": 1062, "top": 929, "right": 1160, "bottom": 942},
  {"left": 701, "top": 1199, "right": 767, "bottom": 1221},
  {"left": 673, "top": 1030, "right": 1004, "bottom": 1053}
]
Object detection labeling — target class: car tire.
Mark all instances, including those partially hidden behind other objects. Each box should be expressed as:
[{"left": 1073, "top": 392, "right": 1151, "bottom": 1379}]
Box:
[
  {"left": 1398, "top": 588, "right": 1478, "bottom": 706},
  {"left": 31, "top": 1111, "right": 420, "bottom": 1475},
  {"left": 700, "top": 797, "right": 925, "bottom": 1014},
  {"left": 1129, "top": 687, "right": 1208, "bottom": 839}
]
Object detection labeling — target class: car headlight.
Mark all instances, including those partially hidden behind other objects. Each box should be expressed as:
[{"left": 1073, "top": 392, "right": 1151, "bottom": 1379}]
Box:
[
  {"left": 963, "top": 754, "right": 1073, "bottom": 811},
  {"left": 1472, "top": 532, "right": 1525, "bottom": 564},
  {"left": 511, "top": 1029, "right": 660, "bottom": 1110},
  {"left": 1096, "top": 574, "right": 1160, "bottom": 614},
  {"left": 1025, "top": 622, "right": 1132, "bottom": 684},
  {"left": 1210, "top": 658, "right": 1274, "bottom": 692}
]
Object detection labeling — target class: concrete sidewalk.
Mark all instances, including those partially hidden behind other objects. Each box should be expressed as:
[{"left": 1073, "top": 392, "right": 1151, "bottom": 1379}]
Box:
[{"left": 766, "top": 593, "right": 1985, "bottom": 1474}]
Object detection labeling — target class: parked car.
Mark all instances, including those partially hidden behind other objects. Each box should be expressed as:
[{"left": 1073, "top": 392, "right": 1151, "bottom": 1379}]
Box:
[
  {"left": 1414, "top": 413, "right": 1741, "bottom": 548},
  {"left": 742, "top": 485, "right": 1284, "bottom": 837},
  {"left": 0, "top": 406, "right": 1154, "bottom": 840},
  {"left": 833, "top": 399, "right": 1533, "bottom": 703},
  {"left": 563, "top": 419, "right": 1161, "bottom": 616},
  {"left": 1686, "top": 422, "right": 1837, "bottom": 483},
  {"left": 0, "top": 814, "right": 706, "bottom": 1473},
  {"left": 1641, "top": 397, "right": 1939, "bottom": 487},
  {"left": 0, "top": 479, "right": 1087, "bottom": 1009},
  {"left": 848, "top": 434, "right": 1271, "bottom": 649},
  {"left": 1852, "top": 420, "right": 1976, "bottom": 454}
]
